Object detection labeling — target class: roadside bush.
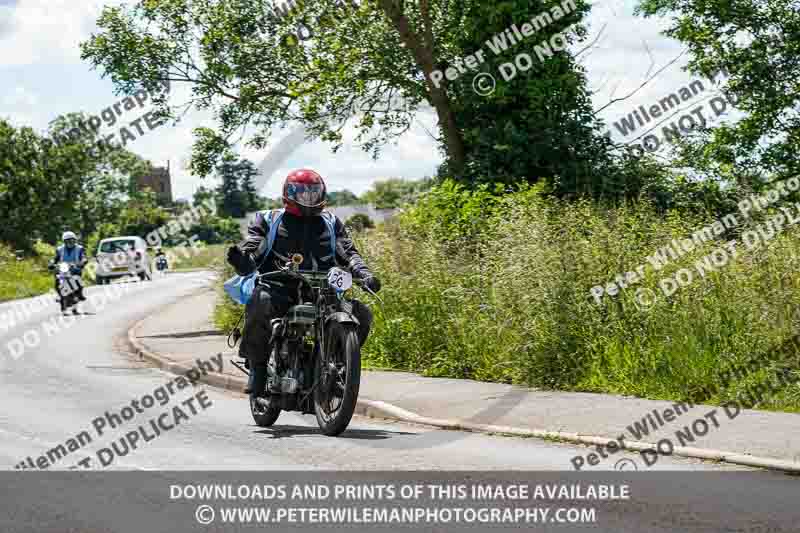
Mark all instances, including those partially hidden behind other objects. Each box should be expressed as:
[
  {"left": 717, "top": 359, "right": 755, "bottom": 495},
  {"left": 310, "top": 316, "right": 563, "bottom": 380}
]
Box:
[
  {"left": 0, "top": 243, "right": 53, "bottom": 302},
  {"left": 211, "top": 178, "right": 800, "bottom": 412},
  {"left": 213, "top": 261, "right": 243, "bottom": 332},
  {"left": 358, "top": 181, "right": 800, "bottom": 411},
  {"left": 189, "top": 215, "right": 243, "bottom": 244},
  {"left": 345, "top": 213, "right": 375, "bottom": 232}
]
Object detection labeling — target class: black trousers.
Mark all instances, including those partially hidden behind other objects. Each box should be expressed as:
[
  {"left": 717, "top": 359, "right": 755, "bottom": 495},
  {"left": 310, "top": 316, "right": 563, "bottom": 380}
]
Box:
[
  {"left": 55, "top": 276, "right": 85, "bottom": 310},
  {"left": 240, "top": 284, "right": 373, "bottom": 364}
]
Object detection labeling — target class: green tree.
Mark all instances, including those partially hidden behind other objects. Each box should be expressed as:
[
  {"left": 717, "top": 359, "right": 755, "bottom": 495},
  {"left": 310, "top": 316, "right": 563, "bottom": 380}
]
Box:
[
  {"left": 115, "top": 189, "right": 171, "bottom": 238},
  {"left": 638, "top": 0, "right": 800, "bottom": 181},
  {"left": 0, "top": 113, "right": 147, "bottom": 250},
  {"left": 327, "top": 189, "right": 361, "bottom": 206},
  {"left": 213, "top": 156, "right": 263, "bottom": 218},
  {"left": 79, "top": 0, "right": 616, "bottom": 189},
  {"left": 362, "top": 177, "right": 435, "bottom": 208},
  {"left": 345, "top": 213, "right": 375, "bottom": 232},
  {"left": 193, "top": 185, "right": 216, "bottom": 208},
  {"left": 239, "top": 159, "right": 262, "bottom": 213},
  {"left": 261, "top": 196, "right": 283, "bottom": 210},
  {"left": 215, "top": 156, "right": 246, "bottom": 218},
  {"left": 438, "top": 1, "right": 620, "bottom": 192},
  {"left": 0, "top": 120, "right": 59, "bottom": 250}
]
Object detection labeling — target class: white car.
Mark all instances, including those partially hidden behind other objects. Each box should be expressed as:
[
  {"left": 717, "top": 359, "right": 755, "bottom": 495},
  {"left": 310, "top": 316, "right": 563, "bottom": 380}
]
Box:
[{"left": 95, "top": 236, "right": 152, "bottom": 284}]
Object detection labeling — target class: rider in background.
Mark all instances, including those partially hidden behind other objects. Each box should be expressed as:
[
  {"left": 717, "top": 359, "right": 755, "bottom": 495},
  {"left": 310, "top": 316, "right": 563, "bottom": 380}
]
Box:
[
  {"left": 50, "top": 231, "right": 88, "bottom": 311},
  {"left": 226, "top": 169, "right": 381, "bottom": 396},
  {"left": 155, "top": 247, "right": 168, "bottom": 267}
]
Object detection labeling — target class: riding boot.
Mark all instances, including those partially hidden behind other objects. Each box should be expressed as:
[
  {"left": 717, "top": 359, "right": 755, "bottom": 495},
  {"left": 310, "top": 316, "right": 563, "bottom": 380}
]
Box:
[
  {"left": 243, "top": 362, "right": 255, "bottom": 394},
  {"left": 247, "top": 362, "right": 268, "bottom": 397}
]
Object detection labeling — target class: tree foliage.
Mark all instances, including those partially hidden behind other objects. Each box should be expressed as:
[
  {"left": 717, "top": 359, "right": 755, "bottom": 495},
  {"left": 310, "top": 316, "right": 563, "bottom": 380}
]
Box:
[
  {"left": 361, "top": 177, "right": 435, "bottom": 208},
  {"left": 638, "top": 0, "right": 800, "bottom": 181},
  {"left": 327, "top": 189, "right": 361, "bottom": 206},
  {"left": 215, "top": 156, "right": 262, "bottom": 218},
  {"left": 80, "top": 0, "right": 624, "bottom": 194},
  {"left": 345, "top": 213, "right": 375, "bottom": 232},
  {"left": 0, "top": 115, "right": 151, "bottom": 250}
]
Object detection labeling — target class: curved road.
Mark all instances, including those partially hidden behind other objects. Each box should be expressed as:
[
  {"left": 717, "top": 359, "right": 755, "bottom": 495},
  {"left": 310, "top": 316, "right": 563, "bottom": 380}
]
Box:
[
  {"left": 0, "top": 272, "right": 743, "bottom": 471},
  {"left": 0, "top": 272, "right": 797, "bottom": 532}
]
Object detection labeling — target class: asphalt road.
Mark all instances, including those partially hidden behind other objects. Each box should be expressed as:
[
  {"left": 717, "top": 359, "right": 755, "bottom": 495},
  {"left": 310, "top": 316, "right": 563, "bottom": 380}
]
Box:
[
  {"left": 0, "top": 272, "right": 797, "bottom": 532},
  {"left": 0, "top": 271, "right": 743, "bottom": 472}
]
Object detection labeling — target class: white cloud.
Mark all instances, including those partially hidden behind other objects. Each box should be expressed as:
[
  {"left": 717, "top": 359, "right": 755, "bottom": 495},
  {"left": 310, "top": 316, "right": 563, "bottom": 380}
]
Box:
[
  {"left": 0, "top": 0, "right": 115, "bottom": 66},
  {"left": 0, "top": 0, "right": 698, "bottom": 201}
]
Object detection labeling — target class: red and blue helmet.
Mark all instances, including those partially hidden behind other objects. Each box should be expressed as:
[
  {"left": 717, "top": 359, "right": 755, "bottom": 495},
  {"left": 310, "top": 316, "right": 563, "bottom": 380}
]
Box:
[{"left": 282, "top": 169, "right": 327, "bottom": 216}]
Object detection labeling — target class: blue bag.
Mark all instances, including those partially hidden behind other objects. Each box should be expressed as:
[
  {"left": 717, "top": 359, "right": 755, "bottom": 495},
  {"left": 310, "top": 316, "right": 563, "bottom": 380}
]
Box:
[
  {"left": 223, "top": 209, "right": 337, "bottom": 305},
  {"left": 223, "top": 271, "right": 259, "bottom": 305}
]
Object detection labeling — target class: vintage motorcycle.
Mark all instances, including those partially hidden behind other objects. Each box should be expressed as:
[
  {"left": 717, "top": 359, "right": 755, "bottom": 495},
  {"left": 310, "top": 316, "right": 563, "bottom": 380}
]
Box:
[
  {"left": 235, "top": 253, "right": 368, "bottom": 436},
  {"left": 49, "top": 261, "right": 83, "bottom": 314}
]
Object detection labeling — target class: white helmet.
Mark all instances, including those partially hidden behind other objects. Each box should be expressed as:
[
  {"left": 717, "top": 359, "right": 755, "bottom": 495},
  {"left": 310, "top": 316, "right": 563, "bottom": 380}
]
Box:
[{"left": 62, "top": 231, "right": 77, "bottom": 242}]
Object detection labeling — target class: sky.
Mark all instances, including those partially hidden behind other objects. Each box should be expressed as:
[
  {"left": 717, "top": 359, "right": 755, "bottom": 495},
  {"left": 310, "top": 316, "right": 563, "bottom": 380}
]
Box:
[{"left": 0, "top": 0, "right": 717, "bottom": 202}]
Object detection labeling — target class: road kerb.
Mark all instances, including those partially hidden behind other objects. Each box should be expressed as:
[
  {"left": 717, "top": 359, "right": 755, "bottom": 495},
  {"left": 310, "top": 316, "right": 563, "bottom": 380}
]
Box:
[{"left": 127, "top": 312, "right": 800, "bottom": 474}]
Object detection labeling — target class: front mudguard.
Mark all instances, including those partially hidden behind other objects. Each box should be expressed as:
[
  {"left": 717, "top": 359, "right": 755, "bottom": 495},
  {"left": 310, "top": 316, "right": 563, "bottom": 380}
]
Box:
[
  {"left": 324, "top": 311, "right": 359, "bottom": 327},
  {"left": 320, "top": 312, "right": 361, "bottom": 388}
]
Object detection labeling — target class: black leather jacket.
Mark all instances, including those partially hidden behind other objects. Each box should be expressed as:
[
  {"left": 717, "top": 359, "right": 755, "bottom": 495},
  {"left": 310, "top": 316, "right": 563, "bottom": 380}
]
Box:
[{"left": 238, "top": 210, "right": 372, "bottom": 278}]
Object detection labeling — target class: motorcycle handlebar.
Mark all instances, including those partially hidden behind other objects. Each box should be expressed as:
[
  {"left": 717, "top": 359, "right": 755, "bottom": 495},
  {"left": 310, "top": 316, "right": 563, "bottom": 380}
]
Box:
[{"left": 258, "top": 268, "right": 367, "bottom": 288}]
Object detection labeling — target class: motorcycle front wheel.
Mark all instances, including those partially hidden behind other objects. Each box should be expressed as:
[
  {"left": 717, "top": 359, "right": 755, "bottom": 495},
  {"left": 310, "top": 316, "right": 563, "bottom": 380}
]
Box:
[
  {"left": 250, "top": 395, "right": 281, "bottom": 427},
  {"left": 314, "top": 321, "right": 361, "bottom": 436}
]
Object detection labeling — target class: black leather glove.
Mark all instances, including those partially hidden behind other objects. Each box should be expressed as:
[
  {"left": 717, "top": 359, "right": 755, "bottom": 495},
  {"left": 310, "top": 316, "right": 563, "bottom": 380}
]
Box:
[
  {"left": 360, "top": 273, "right": 381, "bottom": 293},
  {"left": 227, "top": 246, "right": 256, "bottom": 276}
]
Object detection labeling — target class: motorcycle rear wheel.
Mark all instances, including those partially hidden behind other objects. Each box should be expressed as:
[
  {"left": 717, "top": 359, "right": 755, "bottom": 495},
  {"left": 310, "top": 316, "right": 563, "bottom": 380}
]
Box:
[{"left": 314, "top": 321, "right": 360, "bottom": 436}]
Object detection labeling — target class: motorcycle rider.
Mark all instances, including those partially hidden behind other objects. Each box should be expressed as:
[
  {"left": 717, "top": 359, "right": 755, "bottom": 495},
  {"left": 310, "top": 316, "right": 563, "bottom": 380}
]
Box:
[
  {"left": 226, "top": 169, "right": 381, "bottom": 396},
  {"left": 155, "top": 247, "right": 168, "bottom": 270},
  {"left": 49, "top": 231, "right": 88, "bottom": 314}
]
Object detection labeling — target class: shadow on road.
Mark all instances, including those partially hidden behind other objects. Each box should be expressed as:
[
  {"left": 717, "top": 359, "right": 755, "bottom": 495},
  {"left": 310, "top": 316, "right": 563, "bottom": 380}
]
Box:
[
  {"left": 253, "top": 425, "right": 414, "bottom": 440},
  {"left": 138, "top": 330, "right": 224, "bottom": 339}
]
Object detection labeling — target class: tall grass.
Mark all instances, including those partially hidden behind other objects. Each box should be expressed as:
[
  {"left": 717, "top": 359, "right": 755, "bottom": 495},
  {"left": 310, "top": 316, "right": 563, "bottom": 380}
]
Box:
[
  {"left": 358, "top": 185, "right": 800, "bottom": 411},
  {"left": 214, "top": 261, "right": 244, "bottom": 333},
  {"left": 169, "top": 243, "right": 227, "bottom": 270},
  {"left": 212, "top": 184, "right": 800, "bottom": 411},
  {"left": 0, "top": 243, "right": 54, "bottom": 302}
]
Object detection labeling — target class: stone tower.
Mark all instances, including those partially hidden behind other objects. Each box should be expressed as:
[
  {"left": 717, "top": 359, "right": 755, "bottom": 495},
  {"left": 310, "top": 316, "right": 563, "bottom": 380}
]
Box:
[{"left": 136, "top": 161, "right": 173, "bottom": 203}]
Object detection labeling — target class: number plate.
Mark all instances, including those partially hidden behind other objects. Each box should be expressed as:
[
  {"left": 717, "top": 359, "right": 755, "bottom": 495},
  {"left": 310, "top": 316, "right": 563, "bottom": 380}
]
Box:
[{"left": 327, "top": 267, "right": 352, "bottom": 291}]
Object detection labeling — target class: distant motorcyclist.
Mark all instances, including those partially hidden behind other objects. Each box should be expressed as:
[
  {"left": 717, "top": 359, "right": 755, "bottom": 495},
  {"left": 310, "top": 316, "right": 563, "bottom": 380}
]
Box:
[
  {"left": 155, "top": 247, "right": 168, "bottom": 272},
  {"left": 226, "top": 169, "right": 381, "bottom": 396},
  {"left": 49, "top": 231, "right": 88, "bottom": 313}
]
